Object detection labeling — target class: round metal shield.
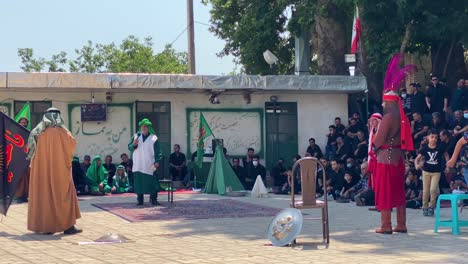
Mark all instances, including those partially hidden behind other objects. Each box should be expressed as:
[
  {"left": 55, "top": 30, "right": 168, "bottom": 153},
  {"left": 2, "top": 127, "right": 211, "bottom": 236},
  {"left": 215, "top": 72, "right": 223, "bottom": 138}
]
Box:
[
  {"left": 267, "top": 208, "right": 303, "bottom": 247},
  {"left": 94, "top": 233, "right": 131, "bottom": 243}
]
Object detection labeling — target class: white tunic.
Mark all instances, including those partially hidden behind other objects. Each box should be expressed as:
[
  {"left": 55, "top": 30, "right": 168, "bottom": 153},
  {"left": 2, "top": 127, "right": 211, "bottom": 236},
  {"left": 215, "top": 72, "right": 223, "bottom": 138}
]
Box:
[{"left": 132, "top": 133, "right": 158, "bottom": 176}]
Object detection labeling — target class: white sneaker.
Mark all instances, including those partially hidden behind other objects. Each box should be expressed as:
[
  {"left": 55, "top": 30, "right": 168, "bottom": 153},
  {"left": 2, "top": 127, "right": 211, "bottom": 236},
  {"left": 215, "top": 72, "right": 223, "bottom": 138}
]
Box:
[{"left": 327, "top": 194, "right": 334, "bottom": 201}]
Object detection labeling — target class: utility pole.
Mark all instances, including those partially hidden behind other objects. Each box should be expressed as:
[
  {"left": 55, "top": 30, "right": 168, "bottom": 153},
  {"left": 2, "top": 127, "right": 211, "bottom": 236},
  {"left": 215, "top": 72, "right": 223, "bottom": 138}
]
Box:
[{"left": 187, "top": 0, "right": 196, "bottom": 74}]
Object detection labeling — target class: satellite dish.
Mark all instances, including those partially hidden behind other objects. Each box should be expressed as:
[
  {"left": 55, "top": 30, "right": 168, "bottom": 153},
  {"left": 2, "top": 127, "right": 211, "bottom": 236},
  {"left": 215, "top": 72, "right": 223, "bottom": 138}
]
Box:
[
  {"left": 263, "top": 50, "right": 279, "bottom": 66},
  {"left": 267, "top": 208, "right": 303, "bottom": 246}
]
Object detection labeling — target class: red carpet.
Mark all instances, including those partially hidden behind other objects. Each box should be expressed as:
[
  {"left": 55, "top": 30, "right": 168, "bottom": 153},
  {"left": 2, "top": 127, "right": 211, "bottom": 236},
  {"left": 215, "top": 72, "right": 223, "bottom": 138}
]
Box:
[
  {"left": 92, "top": 199, "right": 281, "bottom": 222},
  {"left": 78, "top": 190, "right": 200, "bottom": 200}
]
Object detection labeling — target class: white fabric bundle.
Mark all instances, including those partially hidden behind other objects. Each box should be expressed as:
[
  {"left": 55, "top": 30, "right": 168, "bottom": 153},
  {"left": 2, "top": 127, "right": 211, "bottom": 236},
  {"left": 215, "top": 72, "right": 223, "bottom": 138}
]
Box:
[{"left": 251, "top": 175, "right": 269, "bottom": 198}]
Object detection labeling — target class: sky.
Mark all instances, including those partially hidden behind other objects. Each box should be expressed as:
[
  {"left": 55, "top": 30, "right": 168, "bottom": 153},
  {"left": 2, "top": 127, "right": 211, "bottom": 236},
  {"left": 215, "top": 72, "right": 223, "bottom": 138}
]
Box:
[{"left": 0, "top": 0, "right": 236, "bottom": 75}]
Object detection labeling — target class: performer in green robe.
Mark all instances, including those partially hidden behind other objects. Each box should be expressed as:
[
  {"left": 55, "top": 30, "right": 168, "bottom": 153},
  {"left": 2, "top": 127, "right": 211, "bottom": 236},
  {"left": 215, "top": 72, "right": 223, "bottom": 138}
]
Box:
[
  {"left": 85, "top": 156, "right": 111, "bottom": 195},
  {"left": 128, "top": 118, "right": 162, "bottom": 205},
  {"left": 111, "top": 165, "right": 132, "bottom": 193}
]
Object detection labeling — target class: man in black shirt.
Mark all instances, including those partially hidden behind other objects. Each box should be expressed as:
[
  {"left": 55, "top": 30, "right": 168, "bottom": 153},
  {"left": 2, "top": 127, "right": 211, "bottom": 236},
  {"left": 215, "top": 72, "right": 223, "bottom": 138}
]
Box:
[
  {"left": 169, "top": 144, "right": 187, "bottom": 181},
  {"left": 450, "top": 78, "right": 467, "bottom": 112},
  {"left": 412, "top": 112, "right": 429, "bottom": 149},
  {"left": 325, "top": 125, "right": 338, "bottom": 160},
  {"left": 271, "top": 158, "right": 288, "bottom": 188},
  {"left": 425, "top": 75, "right": 449, "bottom": 118},
  {"left": 327, "top": 159, "right": 345, "bottom": 199},
  {"left": 450, "top": 110, "right": 468, "bottom": 139},
  {"left": 408, "top": 83, "right": 426, "bottom": 120},
  {"left": 334, "top": 117, "right": 346, "bottom": 136},
  {"left": 439, "top": 130, "right": 456, "bottom": 158},
  {"left": 231, "top": 158, "right": 247, "bottom": 188},
  {"left": 306, "top": 137, "right": 323, "bottom": 158},
  {"left": 242, "top": 147, "right": 255, "bottom": 169},
  {"left": 81, "top": 155, "right": 91, "bottom": 175},
  {"left": 103, "top": 155, "right": 117, "bottom": 185},
  {"left": 246, "top": 155, "right": 266, "bottom": 190},
  {"left": 120, "top": 153, "right": 134, "bottom": 186}
]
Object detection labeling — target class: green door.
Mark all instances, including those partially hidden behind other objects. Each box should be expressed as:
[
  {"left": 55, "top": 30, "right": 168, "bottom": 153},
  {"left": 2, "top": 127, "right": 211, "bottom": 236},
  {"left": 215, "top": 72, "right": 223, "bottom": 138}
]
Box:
[
  {"left": 135, "top": 102, "right": 171, "bottom": 179},
  {"left": 265, "top": 102, "right": 298, "bottom": 169}
]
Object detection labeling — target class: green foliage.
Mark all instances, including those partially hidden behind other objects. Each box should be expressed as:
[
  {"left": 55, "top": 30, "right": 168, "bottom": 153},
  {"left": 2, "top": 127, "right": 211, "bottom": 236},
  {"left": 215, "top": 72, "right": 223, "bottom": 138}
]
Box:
[
  {"left": 361, "top": 0, "right": 467, "bottom": 73},
  {"left": 17, "top": 48, "right": 45, "bottom": 72},
  {"left": 18, "top": 36, "right": 188, "bottom": 74}
]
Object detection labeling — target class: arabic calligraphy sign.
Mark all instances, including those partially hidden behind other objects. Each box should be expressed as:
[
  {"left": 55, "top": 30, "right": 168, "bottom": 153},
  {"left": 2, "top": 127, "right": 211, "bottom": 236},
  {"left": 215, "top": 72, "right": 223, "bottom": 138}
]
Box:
[
  {"left": 81, "top": 104, "right": 107, "bottom": 122},
  {"left": 188, "top": 110, "right": 262, "bottom": 156},
  {"left": 71, "top": 105, "right": 131, "bottom": 159}
]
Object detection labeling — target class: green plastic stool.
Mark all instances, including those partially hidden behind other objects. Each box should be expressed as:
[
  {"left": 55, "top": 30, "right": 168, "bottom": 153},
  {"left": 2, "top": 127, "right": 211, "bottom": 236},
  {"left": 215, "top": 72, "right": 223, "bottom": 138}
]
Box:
[{"left": 434, "top": 193, "right": 468, "bottom": 235}]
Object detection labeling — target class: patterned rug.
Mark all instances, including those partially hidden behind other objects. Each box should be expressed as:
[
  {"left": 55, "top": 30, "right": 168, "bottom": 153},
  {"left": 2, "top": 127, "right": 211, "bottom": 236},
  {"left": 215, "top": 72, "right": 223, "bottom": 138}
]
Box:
[{"left": 92, "top": 199, "right": 281, "bottom": 222}]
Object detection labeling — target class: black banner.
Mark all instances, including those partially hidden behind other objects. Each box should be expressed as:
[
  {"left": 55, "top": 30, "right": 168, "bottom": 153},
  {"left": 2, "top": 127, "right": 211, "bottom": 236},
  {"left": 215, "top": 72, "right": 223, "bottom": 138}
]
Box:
[{"left": 0, "top": 112, "right": 30, "bottom": 216}]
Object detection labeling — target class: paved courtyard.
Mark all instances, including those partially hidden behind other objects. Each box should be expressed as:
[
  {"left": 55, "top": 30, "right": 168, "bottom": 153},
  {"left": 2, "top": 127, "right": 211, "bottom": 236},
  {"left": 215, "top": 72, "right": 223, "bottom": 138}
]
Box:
[{"left": 1, "top": 193, "right": 468, "bottom": 264}]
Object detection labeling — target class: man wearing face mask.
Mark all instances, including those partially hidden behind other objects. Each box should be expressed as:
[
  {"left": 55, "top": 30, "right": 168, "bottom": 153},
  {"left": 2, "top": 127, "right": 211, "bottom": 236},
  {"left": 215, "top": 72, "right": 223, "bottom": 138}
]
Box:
[
  {"left": 401, "top": 89, "right": 411, "bottom": 120},
  {"left": 246, "top": 155, "right": 266, "bottom": 190}
]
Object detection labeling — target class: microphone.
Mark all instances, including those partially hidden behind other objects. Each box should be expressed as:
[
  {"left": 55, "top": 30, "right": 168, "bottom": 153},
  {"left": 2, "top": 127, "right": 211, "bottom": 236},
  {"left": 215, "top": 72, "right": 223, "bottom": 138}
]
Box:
[{"left": 134, "top": 132, "right": 141, "bottom": 140}]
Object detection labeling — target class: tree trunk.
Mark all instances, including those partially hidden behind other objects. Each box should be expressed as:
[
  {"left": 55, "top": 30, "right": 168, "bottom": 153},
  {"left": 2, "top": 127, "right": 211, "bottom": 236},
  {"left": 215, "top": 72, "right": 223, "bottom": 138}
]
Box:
[
  {"left": 431, "top": 40, "right": 467, "bottom": 88},
  {"left": 314, "top": 0, "right": 347, "bottom": 75}
]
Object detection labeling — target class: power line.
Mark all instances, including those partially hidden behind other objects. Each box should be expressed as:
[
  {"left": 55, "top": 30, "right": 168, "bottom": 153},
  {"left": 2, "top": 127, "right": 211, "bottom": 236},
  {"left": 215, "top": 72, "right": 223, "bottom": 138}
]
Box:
[
  {"left": 170, "top": 24, "right": 190, "bottom": 46},
  {"left": 194, "top": 21, "right": 211, "bottom": 27}
]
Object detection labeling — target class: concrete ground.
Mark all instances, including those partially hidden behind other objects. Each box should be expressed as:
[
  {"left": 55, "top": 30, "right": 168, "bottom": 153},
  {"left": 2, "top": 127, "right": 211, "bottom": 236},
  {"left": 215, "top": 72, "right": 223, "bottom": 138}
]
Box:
[{"left": 1, "top": 193, "right": 467, "bottom": 264}]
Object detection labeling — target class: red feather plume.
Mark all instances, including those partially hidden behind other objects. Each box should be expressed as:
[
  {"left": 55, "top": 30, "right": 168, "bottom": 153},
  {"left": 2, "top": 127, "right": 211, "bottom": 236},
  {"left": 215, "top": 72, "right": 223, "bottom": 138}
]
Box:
[{"left": 383, "top": 53, "right": 417, "bottom": 93}]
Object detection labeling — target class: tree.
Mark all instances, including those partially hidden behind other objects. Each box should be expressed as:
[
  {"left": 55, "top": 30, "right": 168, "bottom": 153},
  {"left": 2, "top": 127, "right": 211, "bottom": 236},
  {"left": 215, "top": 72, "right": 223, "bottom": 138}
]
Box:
[
  {"left": 204, "top": 0, "right": 467, "bottom": 101},
  {"left": 18, "top": 36, "right": 188, "bottom": 74},
  {"left": 17, "top": 48, "right": 45, "bottom": 72},
  {"left": 360, "top": 0, "right": 467, "bottom": 100}
]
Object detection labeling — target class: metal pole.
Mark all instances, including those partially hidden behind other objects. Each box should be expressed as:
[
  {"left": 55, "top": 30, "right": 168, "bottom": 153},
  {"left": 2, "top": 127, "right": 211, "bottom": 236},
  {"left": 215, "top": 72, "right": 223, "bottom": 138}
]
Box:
[{"left": 187, "top": 0, "right": 196, "bottom": 74}]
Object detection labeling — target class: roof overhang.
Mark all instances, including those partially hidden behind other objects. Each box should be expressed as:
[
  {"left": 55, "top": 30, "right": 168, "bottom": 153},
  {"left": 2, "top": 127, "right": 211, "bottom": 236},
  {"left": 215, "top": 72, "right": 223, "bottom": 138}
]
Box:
[{"left": 0, "top": 72, "right": 367, "bottom": 94}]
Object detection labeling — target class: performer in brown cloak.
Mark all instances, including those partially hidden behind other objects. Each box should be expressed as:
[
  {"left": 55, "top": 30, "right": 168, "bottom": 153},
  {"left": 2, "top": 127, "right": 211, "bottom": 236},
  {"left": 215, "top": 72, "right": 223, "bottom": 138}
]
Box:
[
  {"left": 371, "top": 54, "right": 415, "bottom": 234},
  {"left": 27, "top": 108, "right": 82, "bottom": 234}
]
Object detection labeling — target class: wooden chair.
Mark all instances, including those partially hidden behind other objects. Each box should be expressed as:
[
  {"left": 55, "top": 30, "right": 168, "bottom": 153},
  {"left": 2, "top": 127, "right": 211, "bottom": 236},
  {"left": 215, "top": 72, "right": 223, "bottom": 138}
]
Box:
[{"left": 288, "top": 157, "right": 329, "bottom": 244}]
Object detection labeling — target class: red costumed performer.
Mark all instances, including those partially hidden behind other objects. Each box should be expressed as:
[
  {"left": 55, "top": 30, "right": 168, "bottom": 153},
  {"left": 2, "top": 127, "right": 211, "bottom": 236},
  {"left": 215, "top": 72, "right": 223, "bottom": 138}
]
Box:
[
  {"left": 372, "top": 53, "right": 415, "bottom": 234},
  {"left": 367, "top": 113, "right": 382, "bottom": 191}
]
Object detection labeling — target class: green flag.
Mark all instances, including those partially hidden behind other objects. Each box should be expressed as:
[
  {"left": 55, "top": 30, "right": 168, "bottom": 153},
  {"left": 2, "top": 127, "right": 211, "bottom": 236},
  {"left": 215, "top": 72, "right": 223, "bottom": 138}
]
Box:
[
  {"left": 14, "top": 102, "right": 31, "bottom": 130},
  {"left": 196, "top": 112, "right": 214, "bottom": 168}
]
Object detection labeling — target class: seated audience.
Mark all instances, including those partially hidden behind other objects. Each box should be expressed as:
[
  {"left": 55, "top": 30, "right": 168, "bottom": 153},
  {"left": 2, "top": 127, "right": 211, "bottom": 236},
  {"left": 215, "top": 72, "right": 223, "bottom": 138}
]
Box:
[
  {"left": 231, "top": 157, "right": 247, "bottom": 188},
  {"left": 411, "top": 112, "right": 429, "bottom": 149},
  {"left": 334, "top": 117, "right": 346, "bottom": 136},
  {"left": 242, "top": 147, "right": 255, "bottom": 169},
  {"left": 169, "top": 144, "right": 187, "bottom": 181},
  {"left": 85, "top": 156, "right": 111, "bottom": 195},
  {"left": 430, "top": 112, "right": 448, "bottom": 132},
  {"left": 271, "top": 158, "right": 288, "bottom": 189},
  {"left": 245, "top": 155, "right": 266, "bottom": 190},
  {"left": 306, "top": 138, "right": 323, "bottom": 158},
  {"left": 103, "top": 155, "right": 117, "bottom": 185},
  {"left": 326, "top": 159, "right": 345, "bottom": 199},
  {"left": 405, "top": 168, "right": 423, "bottom": 209},
  {"left": 111, "top": 165, "right": 133, "bottom": 193},
  {"left": 325, "top": 125, "right": 338, "bottom": 160},
  {"left": 337, "top": 172, "right": 355, "bottom": 202},
  {"left": 72, "top": 157, "right": 86, "bottom": 195},
  {"left": 120, "top": 153, "right": 134, "bottom": 187},
  {"left": 353, "top": 130, "right": 368, "bottom": 161},
  {"left": 335, "top": 137, "right": 351, "bottom": 163},
  {"left": 353, "top": 162, "right": 375, "bottom": 206},
  {"left": 81, "top": 155, "right": 91, "bottom": 174}
]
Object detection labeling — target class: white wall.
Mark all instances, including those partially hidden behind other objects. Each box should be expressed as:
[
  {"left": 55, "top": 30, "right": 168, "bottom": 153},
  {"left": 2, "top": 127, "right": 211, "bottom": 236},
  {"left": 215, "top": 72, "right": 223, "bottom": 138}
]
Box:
[{"left": 0, "top": 90, "right": 348, "bottom": 163}]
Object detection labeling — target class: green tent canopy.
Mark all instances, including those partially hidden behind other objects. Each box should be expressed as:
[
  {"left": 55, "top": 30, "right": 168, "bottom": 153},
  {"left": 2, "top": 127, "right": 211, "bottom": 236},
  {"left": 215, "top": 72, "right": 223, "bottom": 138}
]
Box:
[{"left": 203, "top": 145, "right": 245, "bottom": 195}]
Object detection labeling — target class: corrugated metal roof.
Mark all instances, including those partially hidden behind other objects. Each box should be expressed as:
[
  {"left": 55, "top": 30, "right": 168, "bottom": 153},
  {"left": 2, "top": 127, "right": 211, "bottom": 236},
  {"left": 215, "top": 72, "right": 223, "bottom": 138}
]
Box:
[{"left": 0, "top": 72, "right": 367, "bottom": 93}]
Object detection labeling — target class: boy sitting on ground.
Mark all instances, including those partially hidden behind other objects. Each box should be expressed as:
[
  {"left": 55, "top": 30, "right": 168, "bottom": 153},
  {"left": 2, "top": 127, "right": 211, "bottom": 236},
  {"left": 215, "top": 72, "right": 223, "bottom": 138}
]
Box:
[{"left": 111, "top": 165, "right": 133, "bottom": 194}]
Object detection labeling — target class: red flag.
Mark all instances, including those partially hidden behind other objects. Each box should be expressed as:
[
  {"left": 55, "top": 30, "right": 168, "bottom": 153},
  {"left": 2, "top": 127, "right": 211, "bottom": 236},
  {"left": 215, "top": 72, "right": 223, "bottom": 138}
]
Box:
[
  {"left": 350, "top": 5, "right": 361, "bottom": 54},
  {"left": 0, "top": 112, "right": 30, "bottom": 216}
]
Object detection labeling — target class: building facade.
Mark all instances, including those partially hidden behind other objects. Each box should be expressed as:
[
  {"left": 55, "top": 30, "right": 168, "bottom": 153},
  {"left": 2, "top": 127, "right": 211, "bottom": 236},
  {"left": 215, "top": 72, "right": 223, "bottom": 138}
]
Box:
[{"left": 0, "top": 72, "right": 366, "bottom": 174}]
